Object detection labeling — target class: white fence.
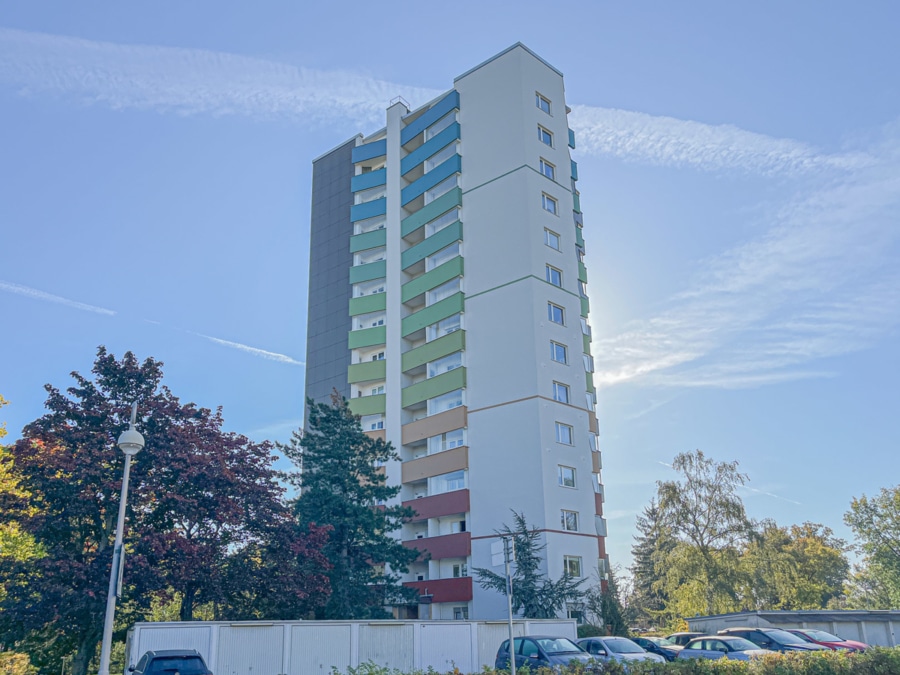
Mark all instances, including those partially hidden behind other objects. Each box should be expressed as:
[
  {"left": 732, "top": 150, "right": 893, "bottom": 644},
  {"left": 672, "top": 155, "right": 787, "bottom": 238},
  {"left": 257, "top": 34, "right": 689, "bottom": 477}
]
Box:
[{"left": 126, "top": 619, "right": 577, "bottom": 675}]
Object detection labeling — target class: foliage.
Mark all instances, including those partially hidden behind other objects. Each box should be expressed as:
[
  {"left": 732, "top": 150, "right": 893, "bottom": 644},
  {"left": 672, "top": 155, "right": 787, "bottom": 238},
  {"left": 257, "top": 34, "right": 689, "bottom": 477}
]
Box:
[
  {"left": 473, "top": 511, "right": 585, "bottom": 619},
  {"left": 629, "top": 499, "right": 674, "bottom": 626},
  {"left": 844, "top": 484, "right": 900, "bottom": 607},
  {"left": 582, "top": 565, "right": 631, "bottom": 636},
  {"left": 283, "top": 392, "right": 418, "bottom": 619},
  {"left": 656, "top": 450, "right": 753, "bottom": 618},
  {"left": 0, "top": 348, "right": 330, "bottom": 675},
  {"left": 0, "top": 651, "right": 37, "bottom": 675}
]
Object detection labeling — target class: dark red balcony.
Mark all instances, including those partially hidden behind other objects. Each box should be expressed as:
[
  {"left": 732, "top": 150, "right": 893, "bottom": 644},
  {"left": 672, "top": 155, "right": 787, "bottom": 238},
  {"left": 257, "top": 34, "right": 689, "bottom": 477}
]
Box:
[
  {"left": 403, "top": 489, "right": 469, "bottom": 522},
  {"left": 404, "top": 576, "right": 473, "bottom": 603},
  {"left": 404, "top": 531, "right": 471, "bottom": 560}
]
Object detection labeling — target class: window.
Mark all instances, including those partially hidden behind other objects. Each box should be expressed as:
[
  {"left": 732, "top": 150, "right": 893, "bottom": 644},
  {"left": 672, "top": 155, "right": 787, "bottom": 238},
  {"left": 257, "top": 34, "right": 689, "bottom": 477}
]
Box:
[
  {"left": 424, "top": 175, "right": 458, "bottom": 204},
  {"left": 583, "top": 353, "right": 595, "bottom": 373},
  {"left": 425, "top": 208, "right": 460, "bottom": 236},
  {"left": 371, "top": 351, "right": 385, "bottom": 361},
  {"left": 427, "top": 313, "right": 461, "bottom": 341},
  {"left": 428, "top": 428, "right": 466, "bottom": 453},
  {"left": 453, "top": 606, "right": 469, "bottom": 620},
  {"left": 540, "top": 158, "right": 555, "bottom": 180},
  {"left": 424, "top": 143, "right": 458, "bottom": 173},
  {"left": 555, "top": 422, "right": 573, "bottom": 445},
  {"left": 426, "top": 242, "right": 460, "bottom": 271},
  {"left": 354, "top": 216, "right": 386, "bottom": 235},
  {"left": 427, "top": 278, "right": 461, "bottom": 305},
  {"left": 370, "top": 385, "right": 384, "bottom": 396},
  {"left": 588, "top": 433, "right": 599, "bottom": 452},
  {"left": 353, "top": 311, "right": 385, "bottom": 331},
  {"left": 564, "top": 555, "right": 583, "bottom": 578},
  {"left": 545, "top": 265, "right": 562, "bottom": 287},
  {"left": 544, "top": 228, "right": 560, "bottom": 250},
  {"left": 428, "top": 389, "right": 463, "bottom": 415},
  {"left": 580, "top": 317, "right": 592, "bottom": 336},
  {"left": 561, "top": 510, "right": 579, "bottom": 532},
  {"left": 558, "top": 465, "right": 576, "bottom": 488},
  {"left": 428, "top": 351, "right": 462, "bottom": 378},
  {"left": 553, "top": 381, "right": 570, "bottom": 404},
  {"left": 354, "top": 279, "right": 385, "bottom": 297},
  {"left": 430, "top": 469, "right": 466, "bottom": 494},
  {"left": 425, "top": 111, "right": 457, "bottom": 141},
  {"left": 451, "top": 521, "right": 467, "bottom": 535},
  {"left": 550, "top": 341, "right": 568, "bottom": 364},
  {"left": 354, "top": 185, "right": 385, "bottom": 205},
  {"left": 548, "top": 302, "right": 564, "bottom": 325},
  {"left": 536, "top": 93, "right": 551, "bottom": 114},
  {"left": 355, "top": 247, "right": 386, "bottom": 266},
  {"left": 578, "top": 280, "right": 588, "bottom": 297},
  {"left": 538, "top": 125, "right": 553, "bottom": 146},
  {"left": 542, "top": 193, "right": 558, "bottom": 215}
]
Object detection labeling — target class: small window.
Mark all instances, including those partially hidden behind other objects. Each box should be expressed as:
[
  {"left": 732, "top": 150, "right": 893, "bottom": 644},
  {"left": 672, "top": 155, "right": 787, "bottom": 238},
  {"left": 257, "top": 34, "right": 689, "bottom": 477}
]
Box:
[
  {"left": 451, "top": 561, "right": 467, "bottom": 575},
  {"left": 561, "top": 510, "right": 579, "bottom": 532},
  {"left": 550, "top": 341, "right": 568, "bottom": 364},
  {"left": 553, "top": 381, "right": 570, "bottom": 403},
  {"left": 555, "top": 422, "right": 573, "bottom": 445},
  {"left": 542, "top": 193, "right": 558, "bottom": 215},
  {"left": 540, "top": 158, "right": 556, "bottom": 180},
  {"left": 371, "top": 351, "right": 385, "bottom": 361},
  {"left": 538, "top": 125, "right": 553, "bottom": 147},
  {"left": 453, "top": 606, "right": 469, "bottom": 620},
  {"left": 578, "top": 280, "right": 588, "bottom": 297},
  {"left": 371, "top": 385, "right": 384, "bottom": 395},
  {"left": 428, "top": 351, "right": 462, "bottom": 378},
  {"left": 546, "top": 265, "right": 562, "bottom": 287},
  {"left": 564, "top": 555, "right": 583, "bottom": 577},
  {"left": 544, "top": 228, "right": 560, "bottom": 250},
  {"left": 536, "top": 93, "right": 551, "bottom": 114},
  {"left": 427, "top": 278, "right": 461, "bottom": 305},
  {"left": 548, "top": 302, "right": 564, "bottom": 325},
  {"left": 558, "top": 465, "right": 576, "bottom": 488},
  {"left": 451, "top": 521, "right": 467, "bottom": 535}
]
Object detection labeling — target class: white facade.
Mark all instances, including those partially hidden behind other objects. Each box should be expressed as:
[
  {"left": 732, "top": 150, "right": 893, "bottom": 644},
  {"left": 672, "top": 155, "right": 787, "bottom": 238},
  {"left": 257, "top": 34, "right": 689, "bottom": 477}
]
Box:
[{"left": 308, "top": 43, "right": 606, "bottom": 621}]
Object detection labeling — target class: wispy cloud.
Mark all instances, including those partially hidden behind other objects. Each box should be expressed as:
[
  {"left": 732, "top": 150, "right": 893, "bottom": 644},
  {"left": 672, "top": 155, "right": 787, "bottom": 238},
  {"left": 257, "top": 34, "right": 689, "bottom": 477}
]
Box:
[
  {"left": 194, "top": 333, "right": 303, "bottom": 366},
  {"left": 740, "top": 485, "right": 803, "bottom": 506},
  {"left": 568, "top": 106, "right": 872, "bottom": 175},
  {"left": 0, "top": 280, "right": 116, "bottom": 316},
  {"left": 595, "top": 127, "right": 900, "bottom": 389},
  {"left": 0, "top": 27, "right": 441, "bottom": 127}
]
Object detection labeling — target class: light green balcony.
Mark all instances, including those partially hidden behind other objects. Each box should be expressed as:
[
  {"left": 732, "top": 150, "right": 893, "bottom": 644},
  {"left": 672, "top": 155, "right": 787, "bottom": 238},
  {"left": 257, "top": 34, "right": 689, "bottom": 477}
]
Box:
[
  {"left": 583, "top": 333, "right": 591, "bottom": 355},
  {"left": 402, "top": 330, "right": 465, "bottom": 373},
  {"left": 349, "top": 293, "right": 386, "bottom": 316},
  {"left": 349, "top": 260, "right": 386, "bottom": 284},
  {"left": 578, "top": 261, "right": 588, "bottom": 283},
  {"left": 586, "top": 371, "right": 595, "bottom": 394},
  {"left": 401, "top": 367, "right": 466, "bottom": 408},
  {"left": 350, "top": 228, "right": 387, "bottom": 253},
  {"left": 576, "top": 227, "right": 584, "bottom": 249},
  {"left": 580, "top": 296, "right": 590, "bottom": 318},
  {"left": 401, "top": 188, "right": 462, "bottom": 238},
  {"left": 401, "top": 220, "right": 463, "bottom": 270},
  {"left": 348, "top": 394, "right": 386, "bottom": 416},
  {"left": 347, "top": 359, "right": 386, "bottom": 384},
  {"left": 401, "top": 257, "right": 464, "bottom": 304},
  {"left": 348, "top": 326, "right": 386, "bottom": 349},
  {"left": 401, "top": 292, "right": 464, "bottom": 337}
]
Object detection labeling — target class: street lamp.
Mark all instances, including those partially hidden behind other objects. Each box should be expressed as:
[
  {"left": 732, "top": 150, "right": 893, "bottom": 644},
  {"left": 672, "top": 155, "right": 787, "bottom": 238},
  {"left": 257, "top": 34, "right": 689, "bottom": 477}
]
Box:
[{"left": 98, "top": 402, "right": 145, "bottom": 675}]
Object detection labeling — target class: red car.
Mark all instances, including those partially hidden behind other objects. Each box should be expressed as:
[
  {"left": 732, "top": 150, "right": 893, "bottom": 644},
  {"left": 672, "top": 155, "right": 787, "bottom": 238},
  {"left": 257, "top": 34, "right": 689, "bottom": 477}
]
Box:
[{"left": 787, "top": 629, "right": 868, "bottom": 652}]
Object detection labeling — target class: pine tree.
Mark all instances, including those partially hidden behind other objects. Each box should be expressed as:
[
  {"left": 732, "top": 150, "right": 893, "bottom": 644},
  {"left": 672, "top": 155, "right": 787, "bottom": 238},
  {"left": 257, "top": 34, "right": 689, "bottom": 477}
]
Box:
[
  {"left": 283, "top": 392, "right": 418, "bottom": 619},
  {"left": 629, "top": 498, "right": 672, "bottom": 624}
]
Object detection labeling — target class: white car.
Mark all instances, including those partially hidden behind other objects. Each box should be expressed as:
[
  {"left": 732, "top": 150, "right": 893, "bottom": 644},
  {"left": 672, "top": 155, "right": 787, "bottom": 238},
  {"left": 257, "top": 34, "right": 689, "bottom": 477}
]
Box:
[{"left": 577, "top": 637, "right": 667, "bottom": 665}]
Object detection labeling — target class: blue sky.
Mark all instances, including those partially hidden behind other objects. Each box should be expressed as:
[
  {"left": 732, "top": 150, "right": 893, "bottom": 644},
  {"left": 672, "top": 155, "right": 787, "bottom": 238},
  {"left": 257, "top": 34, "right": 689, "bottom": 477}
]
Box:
[{"left": 1, "top": 2, "right": 898, "bottom": 573}]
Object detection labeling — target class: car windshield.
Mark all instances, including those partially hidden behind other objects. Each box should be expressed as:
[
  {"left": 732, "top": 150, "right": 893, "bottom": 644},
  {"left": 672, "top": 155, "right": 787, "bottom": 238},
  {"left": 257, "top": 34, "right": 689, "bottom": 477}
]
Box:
[
  {"left": 147, "top": 658, "right": 207, "bottom": 675},
  {"left": 805, "top": 630, "right": 843, "bottom": 642},
  {"left": 725, "top": 638, "right": 761, "bottom": 651},
  {"left": 765, "top": 629, "right": 809, "bottom": 645},
  {"left": 603, "top": 638, "right": 644, "bottom": 654},
  {"left": 536, "top": 638, "right": 582, "bottom": 654},
  {"left": 649, "top": 637, "right": 675, "bottom": 646}
]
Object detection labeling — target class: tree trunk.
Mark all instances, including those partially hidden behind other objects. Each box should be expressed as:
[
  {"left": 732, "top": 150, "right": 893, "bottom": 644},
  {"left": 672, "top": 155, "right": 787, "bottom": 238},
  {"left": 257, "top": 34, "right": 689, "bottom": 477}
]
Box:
[
  {"left": 71, "top": 626, "right": 101, "bottom": 675},
  {"left": 180, "top": 587, "right": 195, "bottom": 621}
]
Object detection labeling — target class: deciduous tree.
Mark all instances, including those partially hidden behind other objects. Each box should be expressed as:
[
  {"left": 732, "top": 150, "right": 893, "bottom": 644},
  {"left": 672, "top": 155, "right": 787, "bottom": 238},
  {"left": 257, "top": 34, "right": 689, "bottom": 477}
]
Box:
[{"left": 845, "top": 485, "right": 900, "bottom": 606}]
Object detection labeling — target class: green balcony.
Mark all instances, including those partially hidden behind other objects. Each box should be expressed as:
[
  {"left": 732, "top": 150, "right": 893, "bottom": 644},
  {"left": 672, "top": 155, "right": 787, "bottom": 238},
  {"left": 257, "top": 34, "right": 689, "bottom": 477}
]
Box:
[
  {"left": 349, "top": 293, "right": 386, "bottom": 316},
  {"left": 348, "top": 326, "right": 386, "bottom": 349},
  {"left": 401, "top": 220, "right": 463, "bottom": 270},
  {"left": 348, "top": 394, "right": 386, "bottom": 416},
  {"left": 401, "top": 292, "right": 464, "bottom": 337},
  {"left": 350, "top": 228, "right": 387, "bottom": 253},
  {"left": 573, "top": 192, "right": 581, "bottom": 214},
  {"left": 401, "top": 257, "right": 464, "bottom": 304},
  {"left": 401, "top": 188, "right": 462, "bottom": 238},
  {"left": 401, "top": 368, "right": 466, "bottom": 408},
  {"left": 348, "top": 359, "right": 387, "bottom": 384},
  {"left": 583, "top": 333, "right": 591, "bottom": 355},
  {"left": 586, "top": 371, "right": 595, "bottom": 394},
  {"left": 349, "top": 260, "right": 386, "bottom": 284},
  {"left": 580, "top": 296, "right": 590, "bottom": 318},
  {"left": 578, "top": 261, "right": 588, "bottom": 283},
  {"left": 402, "top": 330, "right": 465, "bottom": 373},
  {"left": 576, "top": 227, "right": 584, "bottom": 249}
]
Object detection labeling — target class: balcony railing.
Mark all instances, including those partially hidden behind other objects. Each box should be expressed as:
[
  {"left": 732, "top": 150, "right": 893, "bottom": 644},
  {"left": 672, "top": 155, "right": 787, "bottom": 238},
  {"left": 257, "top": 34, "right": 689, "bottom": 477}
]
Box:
[
  {"left": 403, "top": 488, "right": 469, "bottom": 522},
  {"left": 403, "top": 531, "right": 471, "bottom": 560},
  {"left": 403, "top": 576, "right": 472, "bottom": 603}
]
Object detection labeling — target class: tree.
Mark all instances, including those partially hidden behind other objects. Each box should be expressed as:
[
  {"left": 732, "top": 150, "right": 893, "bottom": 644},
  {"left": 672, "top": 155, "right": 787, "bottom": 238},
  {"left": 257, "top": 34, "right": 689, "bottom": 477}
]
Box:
[
  {"left": 473, "top": 511, "right": 585, "bottom": 618},
  {"left": 283, "top": 393, "right": 418, "bottom": 619},
  {"left": 582, "top": 565, "right": 631, "bottom": 636},
  {"left": 0, "top": 348, "right": 330, "bottom": 675},
  {"left": 657, "top": 450, "right": 753, "bottom": 616},
  {"left": 629, "top": 499, "right": 673, "bottom": 625},
  {"left": 845, "top": 485, "right": 900, "bottom": 606}
]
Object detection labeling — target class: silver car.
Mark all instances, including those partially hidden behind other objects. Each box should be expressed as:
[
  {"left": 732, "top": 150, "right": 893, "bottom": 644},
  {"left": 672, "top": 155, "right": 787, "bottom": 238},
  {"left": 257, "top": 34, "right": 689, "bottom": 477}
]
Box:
[
  {"left": 678, "top": 636, "right": 772, "bottom": 661},
  {"left": 577, "top": 637, "right": 666, "bottom": 665}
]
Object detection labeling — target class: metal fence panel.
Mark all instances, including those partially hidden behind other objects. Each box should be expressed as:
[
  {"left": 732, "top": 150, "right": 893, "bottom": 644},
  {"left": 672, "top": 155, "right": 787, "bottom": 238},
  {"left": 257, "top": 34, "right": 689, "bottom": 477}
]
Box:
[
  {"left": 216, "top": 625, "right": 284, "bottom": 675},
  {"left": 288, "top": 623, "right": 353, "bottom": 675},
  {"left": 420, "top": 623, "right": 473, "bottom": 672},
  {"left": 358, "top": 624, "right": 414, "bottom": 671}
]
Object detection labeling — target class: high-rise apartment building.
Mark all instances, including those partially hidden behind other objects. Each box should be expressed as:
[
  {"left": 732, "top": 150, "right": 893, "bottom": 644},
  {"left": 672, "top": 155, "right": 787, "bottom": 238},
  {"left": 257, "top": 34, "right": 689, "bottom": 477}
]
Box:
[{"left": 305, "top": 44, "right": 607, "bottom": 621}]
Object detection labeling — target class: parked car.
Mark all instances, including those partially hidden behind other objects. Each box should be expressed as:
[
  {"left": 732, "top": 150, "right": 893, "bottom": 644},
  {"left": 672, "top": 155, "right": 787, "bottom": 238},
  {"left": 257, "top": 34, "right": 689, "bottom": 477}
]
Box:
[
  {"left": 495, "top": 636, "right": 593, "bottom": 671},
  {"left": 577, "top": 636, "right": 666, "bottom": 665},
  {"left": 717, "top": 627, "right": 830, "bottom": 653},
  {"left": 787, "top": 628, "right": 869, "bottom": 652},
  {"left": 129, "top": 650, "right": 213, "bottom": 675},
  {"left": 665, "top": 631, "right": 704, "bottom": 646},
  {"left": 678, "top": 636, "right": 772, "bottom": 661},
  {"left": 631, "top": 636, "right": 682, "bottom": 662}
]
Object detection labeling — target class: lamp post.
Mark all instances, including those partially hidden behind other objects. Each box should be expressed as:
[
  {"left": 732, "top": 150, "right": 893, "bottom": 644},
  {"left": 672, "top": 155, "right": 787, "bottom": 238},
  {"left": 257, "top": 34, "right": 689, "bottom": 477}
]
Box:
[{"left": 98, "top": 403, "right": 145, "bottom": 675}]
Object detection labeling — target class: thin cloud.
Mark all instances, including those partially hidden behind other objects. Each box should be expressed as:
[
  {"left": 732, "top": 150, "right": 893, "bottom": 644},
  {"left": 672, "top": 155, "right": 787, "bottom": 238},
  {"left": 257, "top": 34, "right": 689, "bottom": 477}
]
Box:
[
  {"left": 194, "top": 333, "right": 304, "bottom": 366},
  {"left": 568, "top": 105, "right": 872, "bottom": 175},
  {"left": 0, "top": 280, "right": 116, "bottom": 316},
  {"left": 595, "top": 128, "right": 900, "bottom": 390},
  {"left": 740, "top": 485, "right": 803, "bottom": 506}
]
